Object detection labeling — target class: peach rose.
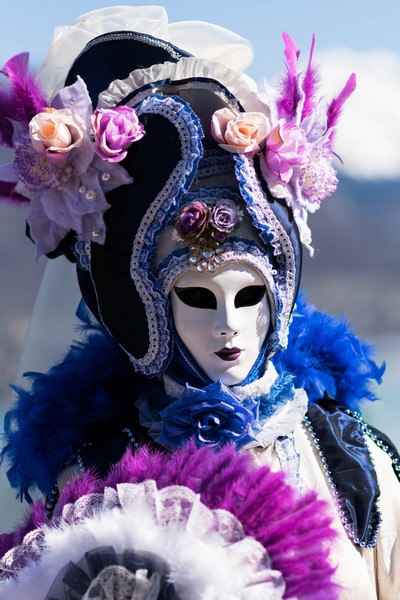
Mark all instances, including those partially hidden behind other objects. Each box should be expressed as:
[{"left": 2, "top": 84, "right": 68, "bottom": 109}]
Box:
[
  {"left": 29, "top": 108, "right": 86, "bottom": 165},
  {"left": 211, "top": 108, "right": 269, "bottom": 154}
]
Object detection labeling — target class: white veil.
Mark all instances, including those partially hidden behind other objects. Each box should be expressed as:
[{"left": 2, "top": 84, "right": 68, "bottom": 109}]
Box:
[{"left": 1, "top": 7, "right": 256, "bottom": 532}]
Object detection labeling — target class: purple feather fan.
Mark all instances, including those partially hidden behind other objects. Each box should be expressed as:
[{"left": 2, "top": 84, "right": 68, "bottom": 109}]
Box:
[{"left": 0, "top": 443, "right": 339, "bottom": 599}]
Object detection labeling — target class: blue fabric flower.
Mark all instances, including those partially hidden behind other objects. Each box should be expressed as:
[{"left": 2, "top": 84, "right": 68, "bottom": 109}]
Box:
[{"left": 159, "top": 381, "right": 259, "bottom": 449}]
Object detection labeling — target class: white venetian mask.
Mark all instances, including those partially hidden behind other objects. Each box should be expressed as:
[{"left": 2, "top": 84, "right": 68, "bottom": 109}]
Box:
[{"left": 171, "top": 263, "right": 271, "bottom": 385}]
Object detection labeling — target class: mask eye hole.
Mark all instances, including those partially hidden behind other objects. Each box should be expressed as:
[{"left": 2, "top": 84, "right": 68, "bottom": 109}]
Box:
[
  {"left": 234, "top": 285, "right": 266, "bottom": 308},
  {"left": 174, "top": 287, "right": 217, "bottom": 309}
]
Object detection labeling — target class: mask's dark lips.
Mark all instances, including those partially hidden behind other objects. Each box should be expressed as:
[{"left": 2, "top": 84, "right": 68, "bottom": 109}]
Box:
[{"left": 214, "top": 347, "right": 242, "bottom": 361}]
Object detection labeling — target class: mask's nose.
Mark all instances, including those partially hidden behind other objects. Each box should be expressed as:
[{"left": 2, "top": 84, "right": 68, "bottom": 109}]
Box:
[{"left": 212, "top": 299, "right": 239, "bottom": 338}]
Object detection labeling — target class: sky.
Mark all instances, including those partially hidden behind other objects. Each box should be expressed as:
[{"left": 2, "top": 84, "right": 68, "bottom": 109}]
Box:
[{"left": 1, "top": 0, "right": 400, "bottom": 179}]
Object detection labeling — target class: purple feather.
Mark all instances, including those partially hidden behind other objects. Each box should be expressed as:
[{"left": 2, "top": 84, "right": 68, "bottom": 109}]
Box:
[
  {"left": 326, "top": 73, "right": 357, "bottom": 139},
  {"left": 0, "top": 501, "right": 48, "bottom": 560},
  {"left": 0, "top": 88, "right": 15, "bottom": 147},
  {"left": 300, "top": 35, "right": 320, "bottom": 121},
  {"left": 0, "top": 443, "right": 339, "bottom": 599},
  {"left": 277, "top": 32, "right": 302, "bottom": 120},
  {"left": 0, "top": 53, "right": 47, "bottom": 124}
]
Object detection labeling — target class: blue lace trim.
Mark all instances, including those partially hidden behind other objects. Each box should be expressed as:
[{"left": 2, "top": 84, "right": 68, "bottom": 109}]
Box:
[
  {"left": 234, "top": 154, "right": 297, "bottom": 354},
  {"left": 196, "top": 150, "right": 236, "bottom": 180},
  {"left": 126, "top": 94, "right": 203, "bottom": 375},
  {"left": 158, "top": 238, "right": 278, "bottom": 299}
]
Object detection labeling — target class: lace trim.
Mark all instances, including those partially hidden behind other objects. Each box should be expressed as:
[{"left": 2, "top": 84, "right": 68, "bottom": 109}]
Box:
[
  {"left": 158, "top": 241, "right": 278, "bottom": 304},
  {"left": 0, "top": 482, "right": 285, "bottom": 598},
  {"left": 0, "top": 529, "right": 45, "bottom": 579},
  {"left": 245, "top": 388, "right": 308, "bottom": 449},
  {"left": 127, "top": 94, "right": 203, "bottom": 375},
  {"left": 163, "top": 361, "right": 279, "bottom": 400},
  {"left": 234, "top": 154, "right": 297, "bottom": 353},
  {"left": 98, "top": 56, "right": 270, "bottom": 116},
  {"left": 71, "top": 31, "right": 183, "bottom": 76},
  {"left": 196, "top": 152, "right": 236, "bottom": 180},
  {"left": 74, "top": 240, "right": 91, "bottom": 271}
]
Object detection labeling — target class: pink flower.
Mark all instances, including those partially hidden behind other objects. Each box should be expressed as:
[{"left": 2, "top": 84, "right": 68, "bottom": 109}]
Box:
[
  {"left": 265, "top": 121, "right": 310, "bottom": 183},
  {"left": 211, "top": 108, "right": 269, "bottom": 154},
  {"left": 29, "top": 108, "right": 86, "bottom": 165},
  {"left": 91, "top": 106, "right": 145, "bottom": 163}
]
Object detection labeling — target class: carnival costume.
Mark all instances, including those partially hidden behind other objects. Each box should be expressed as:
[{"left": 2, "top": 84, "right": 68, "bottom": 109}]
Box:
[{"left": 0, "top": 7, "right": 399, "bottom": 599}]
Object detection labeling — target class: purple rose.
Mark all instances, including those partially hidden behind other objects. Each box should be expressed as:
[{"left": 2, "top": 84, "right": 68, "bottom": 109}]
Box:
[
  {"left": 91, "top": 106, "right": 145, "bottom": 163},
  {"left": 210, "top": 199, "right": 241, "bottom": 234},
  {"left": 159, "top": 381, "right": 259, "bottom": 449},
  {"left": 175, "top": 201, "right": 209, "bottom": 240}
]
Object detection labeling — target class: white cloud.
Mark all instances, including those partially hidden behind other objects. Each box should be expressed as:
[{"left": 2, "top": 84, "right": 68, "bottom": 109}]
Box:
[{"left": 318, "top": 48, "right": 400, "bottom": 180}]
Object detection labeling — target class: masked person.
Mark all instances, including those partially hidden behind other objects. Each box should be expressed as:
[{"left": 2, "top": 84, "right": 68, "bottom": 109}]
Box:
[{"left": 0, "top": 7, "right": 399, "bottom": 599}]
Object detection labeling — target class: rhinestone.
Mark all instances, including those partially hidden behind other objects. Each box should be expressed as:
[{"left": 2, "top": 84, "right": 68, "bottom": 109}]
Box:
[
  {"left": 215, "top": 255, "right": 226, "bottom": 264},
  {"left": 92, "top": 230, "right": 100, "bottom": 238},
  {"left": 79, "top": 186, "right": 86, "bottom": 194},
  {"left": 208, "top": 261, "right": 217, "bottom": 272},
  {"left": 189, "top": 256, "right": 199, "bottom": 265},
  {"left": 102, "top": 172, "right": 111, "bottom": 182},
  {"left": 202, "top": 250, "right": 212, "bottom": 260},
  {"left": 86, "top": 190, "right": 97, "bottom": 201},
  {"left": 197, "top": 262, "right": 207, "bottom": 272}
]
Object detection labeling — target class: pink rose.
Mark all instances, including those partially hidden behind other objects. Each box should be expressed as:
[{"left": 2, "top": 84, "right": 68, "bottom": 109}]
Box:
[
  {"left": 91, "top": 106, "right": 145, "bottom": 163},
  {"left": 211, "top": 108, "right": 269, "bottom": 154},
  {"left": 265, "top": 120, "right": 310, "bottom": 183},
  {"left": 29, "top": 108, "right": 86, "bottom": 165}
]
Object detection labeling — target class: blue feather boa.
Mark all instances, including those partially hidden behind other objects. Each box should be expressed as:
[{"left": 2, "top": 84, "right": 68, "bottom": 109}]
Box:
[{"left": 1, "top": 292, "right": 384, "bottom": 501}]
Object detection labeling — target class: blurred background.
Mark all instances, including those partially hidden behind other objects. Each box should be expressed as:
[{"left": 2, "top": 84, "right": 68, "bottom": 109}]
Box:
[{"left": 0, "top": 0, "right": 399, "bottom": 530}]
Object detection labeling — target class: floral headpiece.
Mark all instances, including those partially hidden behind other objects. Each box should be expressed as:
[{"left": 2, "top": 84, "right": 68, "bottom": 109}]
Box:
[
  {"left": 173, "top": 198, "right": 243, "bottom": 272},
  {"left": 0, "top": 8, "right": 354, "bottom": 377},
  {"left": 0, "top": 55, "right": 144, "bottom": 258},
  {"left": 209, "top": 33, "right": 356, "bottom": 253}
]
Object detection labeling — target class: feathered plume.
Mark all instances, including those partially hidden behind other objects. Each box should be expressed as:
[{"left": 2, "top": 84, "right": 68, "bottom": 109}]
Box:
[
  {"left": 300, "top": 34, "right": 320, "bottom": 120},
  {"left": 277, "top": 32, "right": 302, "bottom": 120},
  {"left": 0, "top": 444, "right": 339, "bottom": 599},
  {"left": 326, "top": 72, "right": 357, "bottom": 139},
  {"left": 0, "top": 89, "right": 14, "bottom": 147},
  {"left": 0, "top": 53, "right": 47, "bottom": 126},
  {"left": 0, "top": 53, "right": 48, "bottom": 203}
]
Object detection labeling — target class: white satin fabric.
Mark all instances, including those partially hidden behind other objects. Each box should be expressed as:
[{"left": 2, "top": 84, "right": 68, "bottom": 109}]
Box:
[
  {"left": 38, "top": 6, "right": 254, "bottom": 99},
  {"left": 252, "top": 425, "right": 400, "bottom": 599}
]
